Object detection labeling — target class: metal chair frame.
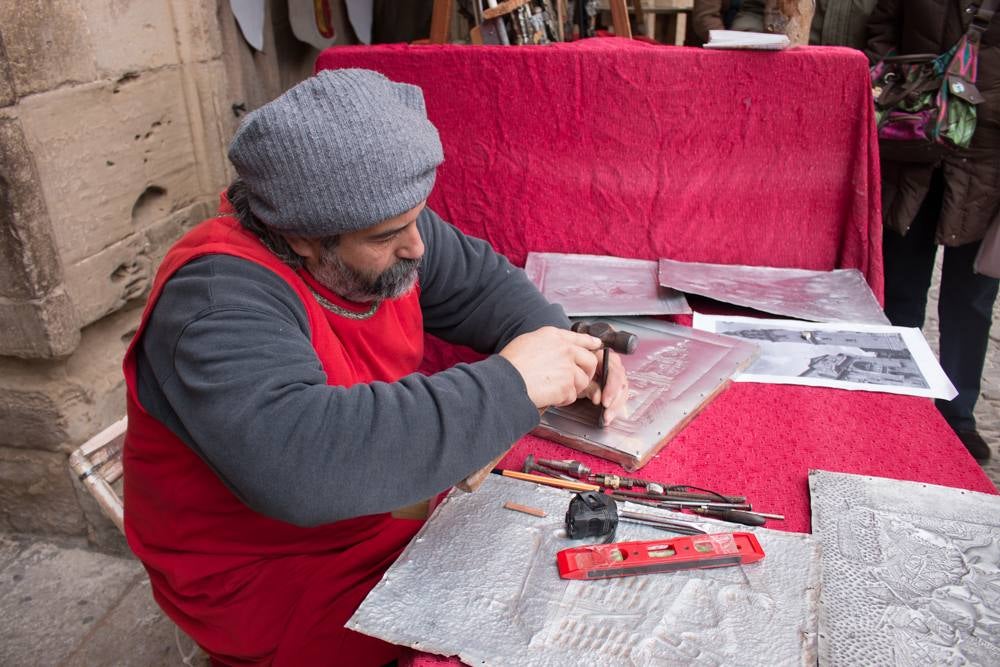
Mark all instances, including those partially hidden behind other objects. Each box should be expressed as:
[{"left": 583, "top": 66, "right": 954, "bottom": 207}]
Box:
[{"left": 68, "top": 416, "right": 127, "bottom": 534}]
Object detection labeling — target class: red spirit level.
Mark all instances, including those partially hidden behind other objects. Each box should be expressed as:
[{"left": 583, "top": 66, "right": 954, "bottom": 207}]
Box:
[{"left": 556, "top": 532, "right": 765, "bottom": 580}]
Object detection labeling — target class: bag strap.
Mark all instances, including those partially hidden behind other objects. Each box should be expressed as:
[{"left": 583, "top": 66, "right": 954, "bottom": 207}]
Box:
[
  {"left": 969, "top": 0, "right": 1000, "bottom": 39},
  {"left": 944, "top": 1, "right": 999, "bottom": 85}
]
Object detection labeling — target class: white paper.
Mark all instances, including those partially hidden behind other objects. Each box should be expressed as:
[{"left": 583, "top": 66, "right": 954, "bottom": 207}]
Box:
[
  {"left": 345, "top": 0, "right": 373, "bottom": 45},
  {"left": 693, "top": 313, "right": 957, "bottom": 400},
  {"left": 288, "top": 0, "right": 338, "bottom": 49},
  {"left": 230, "top": 0, "right": 265, "bottom": 51},
  {"left": 704, "top": 29, "right": 790, "bottom": 51}
]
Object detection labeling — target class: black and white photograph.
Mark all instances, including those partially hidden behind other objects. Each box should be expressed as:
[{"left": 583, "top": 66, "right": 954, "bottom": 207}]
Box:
[{"left": 693, "top": 314, "right": 957, "bottom": 400}]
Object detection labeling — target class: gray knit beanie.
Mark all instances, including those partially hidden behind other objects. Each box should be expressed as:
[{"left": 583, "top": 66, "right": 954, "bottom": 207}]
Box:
[{"left": 228, "top": 69, "right": 444, "bottom": 237}]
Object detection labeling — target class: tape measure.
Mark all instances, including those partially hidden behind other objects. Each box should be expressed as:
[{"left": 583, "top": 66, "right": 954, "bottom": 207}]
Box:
[{"left": 557, "top": 532, "right": 765, "bottom": 580}]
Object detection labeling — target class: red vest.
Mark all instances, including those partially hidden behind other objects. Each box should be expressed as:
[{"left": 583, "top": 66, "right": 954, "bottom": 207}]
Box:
[{"left": 123, "top": 210, "right": 425, "bottom": 665}]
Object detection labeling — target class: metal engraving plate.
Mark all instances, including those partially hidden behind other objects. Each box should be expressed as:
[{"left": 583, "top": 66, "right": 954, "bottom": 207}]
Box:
[
  {"left": 658, "top": 259, "right": 889, "bottom": 325},
  {"left": 525, "top": 252, "right": 691, "bottom": 316},
  {"left": 349, "top": 475, "right": 820, "bottom": 666},
  {"left": 809, "top": 470, "right": 1000, "bottom": 666},
  {"left": 534, "top": 317, "right": 759, "bottom": 471}
]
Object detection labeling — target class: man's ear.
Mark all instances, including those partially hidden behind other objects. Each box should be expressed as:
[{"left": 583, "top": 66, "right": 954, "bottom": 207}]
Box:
[{"left": 283, "top": 234, "right": 323, "bottom": 262}]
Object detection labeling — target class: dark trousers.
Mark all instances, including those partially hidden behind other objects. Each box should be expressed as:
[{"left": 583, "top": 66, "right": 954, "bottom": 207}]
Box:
[{"left": 882, "top": 172, "right": 1000, "bottom": 432}]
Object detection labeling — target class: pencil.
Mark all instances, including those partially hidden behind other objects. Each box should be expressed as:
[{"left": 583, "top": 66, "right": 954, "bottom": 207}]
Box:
[{"left": 492, "top": 469, "right": 600, "bottom": 492}]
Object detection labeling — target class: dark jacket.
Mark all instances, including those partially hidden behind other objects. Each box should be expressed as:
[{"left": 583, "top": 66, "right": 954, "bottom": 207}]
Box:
[
  {"left": 867, "top": 0, "right": 1000, "bottom": 244},
  {"left": 733, "top": 0, "right": 876, "bottom": 48},
  {"left": 814, "top": 0, "right": 878, "bottom": 47},
  {"left": 690, "top": 0, "right": 734, "bottom": 43}
]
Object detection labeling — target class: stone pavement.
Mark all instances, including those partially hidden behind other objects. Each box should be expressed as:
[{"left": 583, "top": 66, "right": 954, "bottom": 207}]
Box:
[
  {"left": 0, "top": 533, "right": 207, "bottom": 667},
  {"left": 2, "top": 261, "right": 998, "bottom": 666}
]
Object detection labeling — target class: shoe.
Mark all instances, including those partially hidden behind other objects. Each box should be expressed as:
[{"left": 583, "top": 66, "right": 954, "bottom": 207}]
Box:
[{"left": 956, "top": 430, "right": 992, "bottom": 462}]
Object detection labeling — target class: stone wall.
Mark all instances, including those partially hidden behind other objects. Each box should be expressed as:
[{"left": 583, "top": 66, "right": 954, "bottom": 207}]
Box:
[{"left": 0, "top": 0, "right": 352, "bottom": 549}]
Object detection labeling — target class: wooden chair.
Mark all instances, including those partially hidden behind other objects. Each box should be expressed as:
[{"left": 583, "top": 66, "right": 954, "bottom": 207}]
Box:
[{"left": 68, "top": 416, "right": 127, "bottom": 534}]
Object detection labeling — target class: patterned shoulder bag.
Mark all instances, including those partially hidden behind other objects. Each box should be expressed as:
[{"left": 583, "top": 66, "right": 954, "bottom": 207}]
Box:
[{"left": 871, "top": 0, "right": 998, "bottom": 163}]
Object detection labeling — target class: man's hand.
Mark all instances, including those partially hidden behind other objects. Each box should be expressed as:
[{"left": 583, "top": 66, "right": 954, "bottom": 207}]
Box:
[
  {"left": 582, "top": 350, "right": 630, "bottom": 426},
  {"left": 499, "top": 327, "right": 603, "bottom": 409}
]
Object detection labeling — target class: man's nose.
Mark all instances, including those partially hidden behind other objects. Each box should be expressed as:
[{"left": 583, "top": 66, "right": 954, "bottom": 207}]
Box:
[{"left": 396, "top": 225, "right": 424, "bottom": 260}]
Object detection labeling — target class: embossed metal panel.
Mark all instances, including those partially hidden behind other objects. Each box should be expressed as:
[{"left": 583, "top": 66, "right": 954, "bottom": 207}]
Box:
[
  {"left": 349, "top": 475, "right": 820, "bottom": 666},
  {"left": 809, "top": 470, "right": 1000, "bottom": 666},
  {"left": 535, "top": 317, "right": 759, "bottom": 470},
  {"left": 658, "top": 259, "right": 889, "bottom": 324},
  {"left": 525, "top": 252, "right": 691, "bottom": 316}
]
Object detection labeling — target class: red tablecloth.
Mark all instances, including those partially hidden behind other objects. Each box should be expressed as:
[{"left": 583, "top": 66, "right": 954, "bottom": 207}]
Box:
[
  {"left": 315, "top": 40, "right": 995, "bottom": 665},
  {"left": 317, "top": 39, "right": 883, "bottom": 298}
]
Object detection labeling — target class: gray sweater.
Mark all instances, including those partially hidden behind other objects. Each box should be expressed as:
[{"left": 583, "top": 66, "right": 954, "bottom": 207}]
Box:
[{"left": 135, "top": 208, "right": 569, "bottom": 526}]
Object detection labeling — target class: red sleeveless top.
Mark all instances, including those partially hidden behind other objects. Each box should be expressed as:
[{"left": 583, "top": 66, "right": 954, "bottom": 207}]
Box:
[{"left": 123, "top": 210, "right": 425, "bottom": 665}]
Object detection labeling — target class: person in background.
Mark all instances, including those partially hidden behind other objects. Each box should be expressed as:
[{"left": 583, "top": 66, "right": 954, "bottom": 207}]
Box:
[
  {"left": 731, "top": 0, "right": 876, "bottom": 48},
  {"left": 867, "top": 0, "right": 1000, "bottom": 463},
  {"left": 688, "top": 0, "right": 744, "bottom": 45}
]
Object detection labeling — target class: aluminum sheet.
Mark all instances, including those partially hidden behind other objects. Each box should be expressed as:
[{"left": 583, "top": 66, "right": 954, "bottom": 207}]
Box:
[
  {"left": 535, "top": 317, "right": 759, "bottom": 470},
  {"left": 809, "top": 470, "right": 1000, "bottom": 666},
  {"left": 349, "top": 475, "right": 820, "bottom": 666},
  {"left": 658, "top": 259, "right": 889, "bottom": 325},
  {"left": 525, "top": 252, "right": 691, "bottom": 316}
]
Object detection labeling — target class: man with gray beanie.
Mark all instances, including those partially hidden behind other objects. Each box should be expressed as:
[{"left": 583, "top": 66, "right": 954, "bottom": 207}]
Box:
[{"left": 120, "top": 68, "right": 628, "bottom": 665}]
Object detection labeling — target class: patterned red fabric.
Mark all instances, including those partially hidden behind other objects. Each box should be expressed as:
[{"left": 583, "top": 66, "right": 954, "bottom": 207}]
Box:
[{"left": 315, "top": 41, "right": 995, "bottom": 666}]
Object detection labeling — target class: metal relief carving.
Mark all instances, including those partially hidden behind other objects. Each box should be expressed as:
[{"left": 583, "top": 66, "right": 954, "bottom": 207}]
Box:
[
  {"left": 809, "top": 470, "right": 1000, "bottom": 666},
  {"left": 349, "top": 475, "right": 820, "bottom": 666},
  {"left": 535, "top": 318, "right": 759, "bottom": 470},
  {"left": 658, "top": 258, "right": 889, "bottom": 325},
  {"left": 525, "top": 252, "right": 691, "bottom": 316}
]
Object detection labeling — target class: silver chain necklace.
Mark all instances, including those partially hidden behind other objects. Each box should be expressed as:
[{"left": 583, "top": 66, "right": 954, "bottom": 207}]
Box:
[
  {"left": 238, "top": 222, "right": 381, "bottom": 320},
  {"left": 306, "top": 283, "right": 381, "bottom": 320}
]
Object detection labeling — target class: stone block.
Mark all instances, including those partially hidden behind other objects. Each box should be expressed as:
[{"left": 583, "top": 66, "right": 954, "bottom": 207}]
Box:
[
  {"left": 66, "top": 234, "right": 152, "bottom": 327},
  {"left": 0, "top": 290, "right": 81, "bottom": 358},
  {"left": 18, "top": 68, "right": 202, "bottom": 266},
  {"left": 0, "top": 539, "right": 143, "bottom": 665},
  {"left": 0, "top": 112, "right": 66, "bottom": 300},
  {"left": 0, "top": 304, "right": 140, "bottom": 453},
  {"left": 0, "top": 31, "right": 15, "bottom": 107},
  {"left": 0, "top": 447, "right": 88, "bottom": 535},
  {"left": 63, "top": 198, "right": 211, "bottom": 326},
  {"left": 170, "top": 0, "right": 224, "bottom": 64},
  {"left": 81, "top": 0, "right": 178, "bottom": 76},
  {"left": 182, "top": 59, "right": 237, "bottom": 192},
  {"left": 0, "top": 111, "right": 80, "bottom": 358},
  {"left": 0, "top": 0, "right": 98, "bottom": 97}
]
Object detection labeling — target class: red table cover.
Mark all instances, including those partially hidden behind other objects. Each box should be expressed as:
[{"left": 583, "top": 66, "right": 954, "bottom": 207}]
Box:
[
  {"left": 318, "top": 39, "right": 883, "bottom": 295},
  {"left": 315, "top": 40, "right": 995, "bottom": 665}
]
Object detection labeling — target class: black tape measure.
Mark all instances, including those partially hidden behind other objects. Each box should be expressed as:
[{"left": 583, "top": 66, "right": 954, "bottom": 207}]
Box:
[{"left": 565, "top": 491, "right": 618, "bottom": 540}]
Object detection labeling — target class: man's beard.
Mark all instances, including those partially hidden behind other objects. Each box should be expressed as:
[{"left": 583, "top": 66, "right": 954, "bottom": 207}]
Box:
[{"left": 312, "top": 249, "right": 420, "bottom": 302}]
